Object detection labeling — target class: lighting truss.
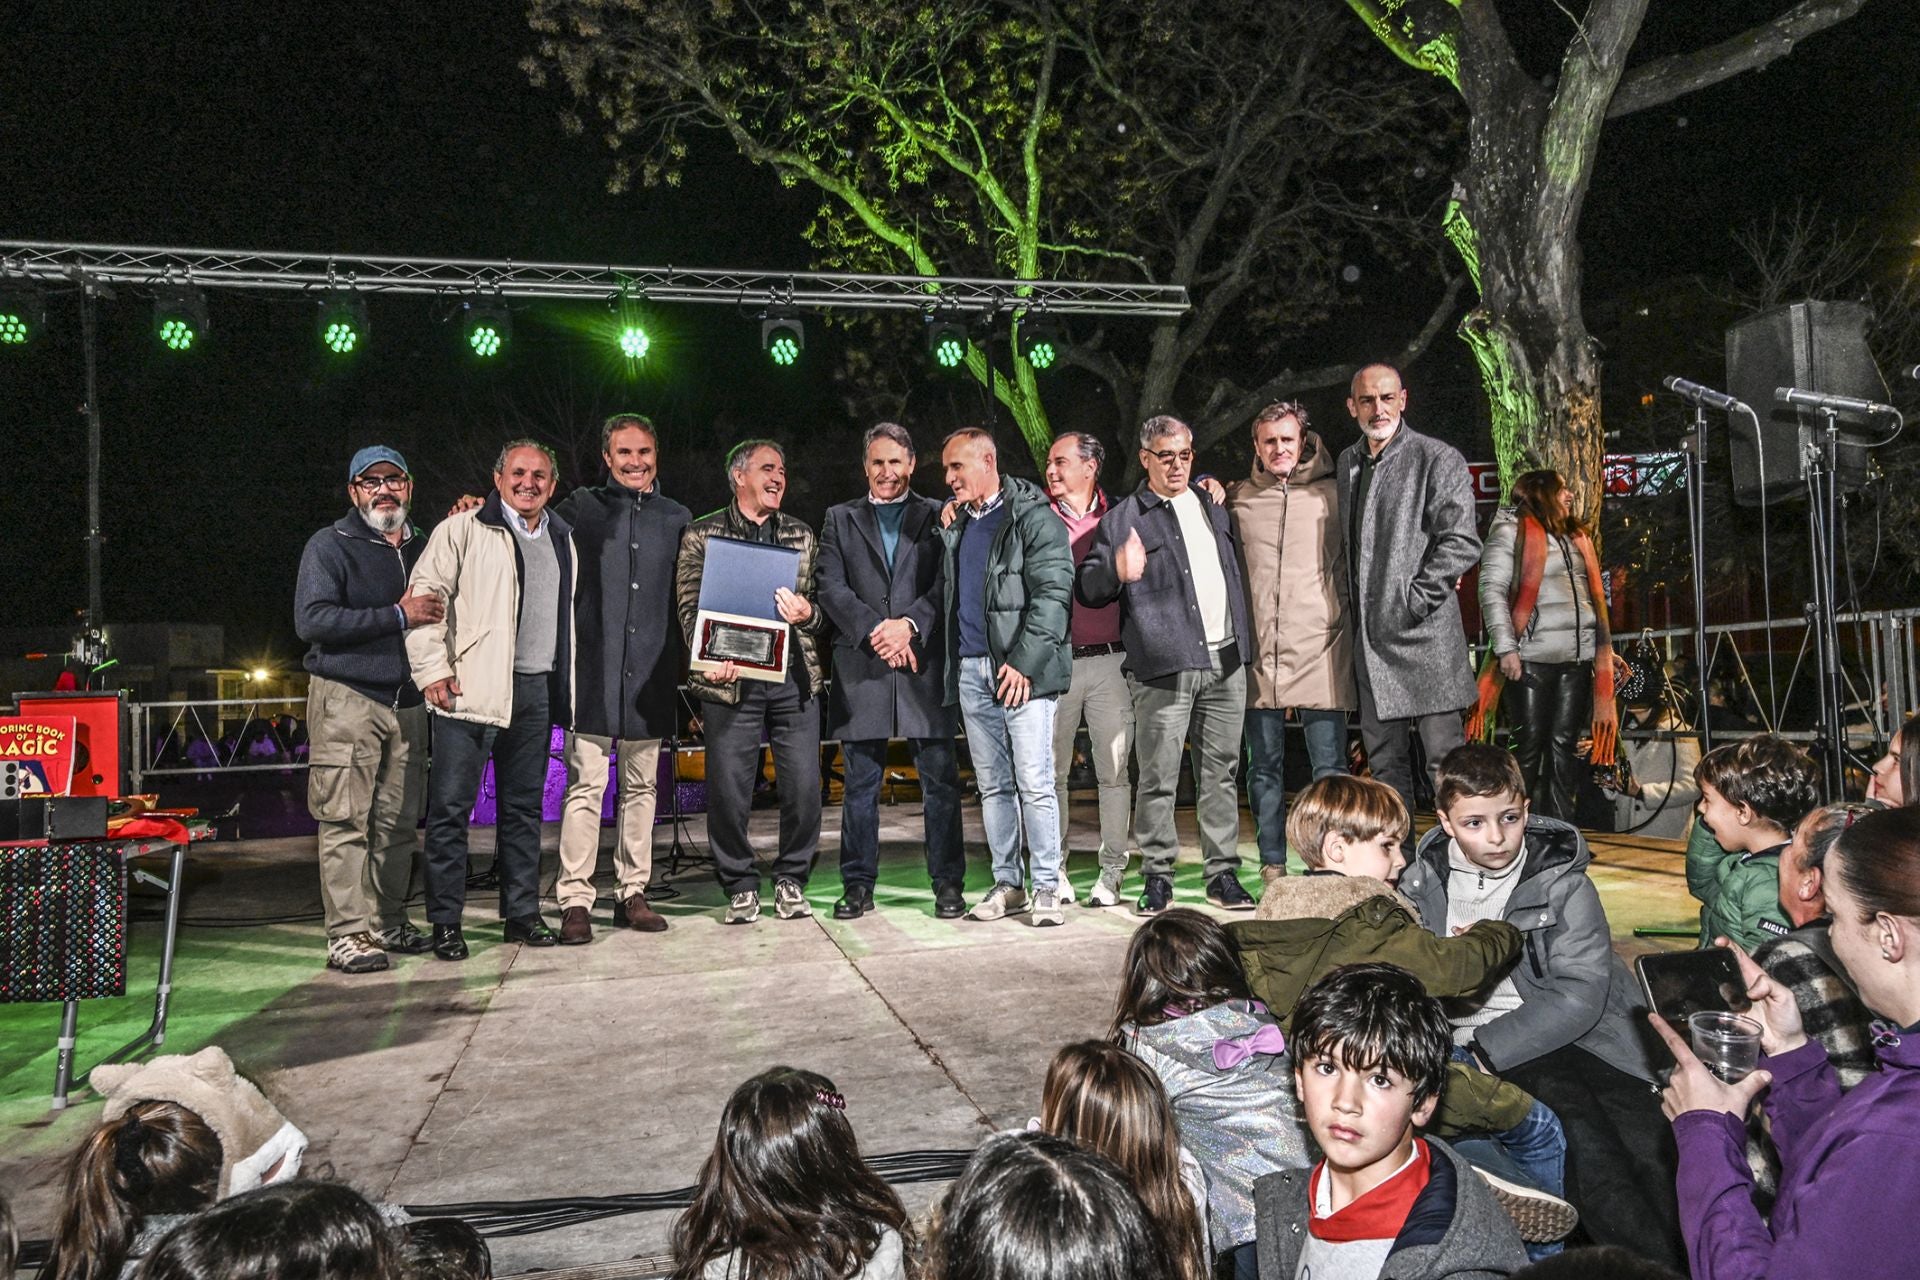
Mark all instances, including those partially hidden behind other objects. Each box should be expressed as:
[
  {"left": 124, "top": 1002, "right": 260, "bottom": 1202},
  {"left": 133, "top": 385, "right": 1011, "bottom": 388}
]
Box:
[{"left": 0, "top": 241, "right": 1190, "bottom": 319}]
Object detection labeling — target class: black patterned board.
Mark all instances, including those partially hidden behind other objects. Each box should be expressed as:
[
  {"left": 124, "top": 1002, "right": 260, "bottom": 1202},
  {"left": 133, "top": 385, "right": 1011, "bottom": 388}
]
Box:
[{"left": 0, "top": 843, "right": 128, "bottom": 1003}]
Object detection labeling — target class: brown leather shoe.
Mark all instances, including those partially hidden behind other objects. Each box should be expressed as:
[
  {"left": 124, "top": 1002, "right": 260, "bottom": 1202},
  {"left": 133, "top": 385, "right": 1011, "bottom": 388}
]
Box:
[
  {"left": 619, "top": 893, "right": 668, "bottom": 933},
  {"left": 558, "top": 905, "right": 592, "bottom": 945}
]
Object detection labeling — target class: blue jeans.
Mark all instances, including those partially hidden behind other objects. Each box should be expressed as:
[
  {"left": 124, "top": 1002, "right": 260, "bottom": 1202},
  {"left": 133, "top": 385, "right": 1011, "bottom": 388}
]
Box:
[
  {"left": 1448, "top": 1047, "right": 1568, "bottom": 1259},
  {"left": 423, "top": 672, "right": 551, "bottom": 924},
  {"left": 1244, "top": 706, "right": 1348, "bottom": 866},
  {"left": 956, "top": 657, "right": 1061, "bottom": 891},
  {"left": 839, "top": 737, "right": 965, "bottom": 891}
]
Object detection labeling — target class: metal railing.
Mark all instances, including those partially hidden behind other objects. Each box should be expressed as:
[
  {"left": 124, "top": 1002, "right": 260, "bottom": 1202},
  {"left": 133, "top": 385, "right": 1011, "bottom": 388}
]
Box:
[{"left": 129, "top": 697, "right": 311, "bottom": 793}]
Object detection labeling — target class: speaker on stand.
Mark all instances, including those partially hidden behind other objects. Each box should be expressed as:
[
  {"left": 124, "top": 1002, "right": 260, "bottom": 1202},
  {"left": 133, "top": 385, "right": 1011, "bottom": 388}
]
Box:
[{"left": 1724, "top": 300, "right": 1896, "bottom": 796}]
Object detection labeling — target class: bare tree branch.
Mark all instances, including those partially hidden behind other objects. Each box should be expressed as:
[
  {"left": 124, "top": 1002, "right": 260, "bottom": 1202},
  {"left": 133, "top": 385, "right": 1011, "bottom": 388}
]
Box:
[
  {"left": 1608, "top": 0, "right": 1869, "bottom": 118},
  {"left": 1191, "top": 272, "right": 1469, "bottom": 452}
]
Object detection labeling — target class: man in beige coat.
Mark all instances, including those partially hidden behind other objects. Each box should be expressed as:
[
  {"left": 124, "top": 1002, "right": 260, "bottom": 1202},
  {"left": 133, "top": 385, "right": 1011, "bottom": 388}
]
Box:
[
  {"left": 1225, "top": 401, "right": 1354, "bottom": 880},
  {"left": 407, "top": 439, "right": 578, "bottom": 960}
]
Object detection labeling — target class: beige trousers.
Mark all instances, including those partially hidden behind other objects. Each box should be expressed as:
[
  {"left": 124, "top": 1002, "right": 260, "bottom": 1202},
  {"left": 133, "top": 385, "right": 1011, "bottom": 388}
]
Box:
[
  {"left": 306, "top": 674, "right": 427, "bottom": 938},
  {"left": 556, "top": 732, "right": 662, "bottom": 910}
]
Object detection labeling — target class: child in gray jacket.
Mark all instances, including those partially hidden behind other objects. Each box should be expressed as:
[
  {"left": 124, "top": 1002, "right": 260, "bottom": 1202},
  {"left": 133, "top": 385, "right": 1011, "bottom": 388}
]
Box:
[{"left": 1399, "top": 745, "right": 1683, "bottom": 1270}]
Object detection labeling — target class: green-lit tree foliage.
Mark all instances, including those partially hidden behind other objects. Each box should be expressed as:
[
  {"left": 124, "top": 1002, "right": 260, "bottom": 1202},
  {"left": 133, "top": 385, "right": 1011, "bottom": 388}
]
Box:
[
  {"left": 524, "top": 0, "right": 1457, "bottom": 470},
  {"left": 1344, "top": 0, "right": 1867, "bottom": 520}
]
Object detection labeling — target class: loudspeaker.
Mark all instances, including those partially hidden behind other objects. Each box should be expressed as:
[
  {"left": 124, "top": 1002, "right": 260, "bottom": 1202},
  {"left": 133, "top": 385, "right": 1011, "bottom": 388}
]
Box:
[{"left": 1724, "top": 301, "right": 1881, "bottom": 506}]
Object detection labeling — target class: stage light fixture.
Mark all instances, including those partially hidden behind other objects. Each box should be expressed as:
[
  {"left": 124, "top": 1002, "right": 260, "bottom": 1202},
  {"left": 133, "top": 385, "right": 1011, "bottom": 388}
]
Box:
[
  {"left": 617, "top": 323, "right": 651, "bottom": 359},
  {"left": 1018, "top": 315, "right": 1064, "bottom": 371},
  {"left": 153, "top": 286, "right": 210, "bottom": 352},
  {"left": 926, "top": 316, "right": 970, "bottom": 370},
  {"left": 762, "top": 312, "right": 804, "bottom": 367},
  {"left": 317, "top": 294, "right": 369, "bottom": 355},
  {"left": 463, "top": 301, "right": 510, "bottom": 358},
  {"left": 0, "top": 286, "right": 47, "bottom": 346}
]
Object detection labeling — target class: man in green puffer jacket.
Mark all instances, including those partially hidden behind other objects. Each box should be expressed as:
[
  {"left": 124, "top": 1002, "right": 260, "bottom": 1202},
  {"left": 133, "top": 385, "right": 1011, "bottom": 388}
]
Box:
[{"left": 938, "top": 428, "right": 1074, "bottom": 925}]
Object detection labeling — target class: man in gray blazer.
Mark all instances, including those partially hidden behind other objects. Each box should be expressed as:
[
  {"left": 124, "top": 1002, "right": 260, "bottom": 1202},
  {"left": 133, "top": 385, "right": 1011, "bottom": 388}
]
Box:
[
  {"left": 1337, "top": 364, "right": 1482, "bottom": 814},
  {"left": 816, "top": 423, "right": 966, "bottom": 919}
]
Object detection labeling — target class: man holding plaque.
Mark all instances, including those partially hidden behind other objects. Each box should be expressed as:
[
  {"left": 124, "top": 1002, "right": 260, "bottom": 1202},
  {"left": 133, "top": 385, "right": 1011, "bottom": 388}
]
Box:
[
  {"left": 938, "top": 428, "right": 1075, "bottom": 927},
  {"left": 816, "top": 423, "right": 965, "bottom": 920},
  {"left": 675, "top": 439, "right": 827, "bottom": 925}
]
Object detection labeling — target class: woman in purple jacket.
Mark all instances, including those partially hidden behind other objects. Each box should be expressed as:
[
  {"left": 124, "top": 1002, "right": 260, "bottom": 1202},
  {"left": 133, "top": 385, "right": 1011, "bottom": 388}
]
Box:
[{"left": 1651, "top": 804, "right": 1920, "bottom": 1280}]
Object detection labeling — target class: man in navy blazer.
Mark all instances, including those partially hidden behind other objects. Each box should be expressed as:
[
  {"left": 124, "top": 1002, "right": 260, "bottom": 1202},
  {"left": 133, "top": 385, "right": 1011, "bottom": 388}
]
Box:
[{"left": 816, "top": 423, "right": 967, "bottom": 919}]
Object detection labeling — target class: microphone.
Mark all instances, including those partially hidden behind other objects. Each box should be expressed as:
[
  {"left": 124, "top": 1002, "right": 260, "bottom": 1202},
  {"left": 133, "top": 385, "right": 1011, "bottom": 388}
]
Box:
[
  {"left": 1774, "top": 386, "right": 1898, "bottom": 419},
  {"left": 1663, "top": 376, "right": 1745, "bottom": 412}
]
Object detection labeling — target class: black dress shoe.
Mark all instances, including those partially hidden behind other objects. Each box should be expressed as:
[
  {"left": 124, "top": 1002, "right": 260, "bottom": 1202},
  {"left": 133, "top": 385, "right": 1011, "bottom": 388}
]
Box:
[
  {"left": 432, "top": 923, "right": 468, "bottom": 962},
  {"left": 504, "top": 915, "right": 559, "bottom": 947},
  {"left": 934, "top": 882, "right": 966, "bottom": 919},
  {"left": 833, "top": 884, "right": 874, "bottom": 919}
]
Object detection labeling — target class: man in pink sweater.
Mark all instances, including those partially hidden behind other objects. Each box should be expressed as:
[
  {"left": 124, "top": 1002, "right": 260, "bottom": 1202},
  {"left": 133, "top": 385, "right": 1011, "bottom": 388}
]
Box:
[{"left": 1044, "top": 432, "right": 1136, "bottom": 906}]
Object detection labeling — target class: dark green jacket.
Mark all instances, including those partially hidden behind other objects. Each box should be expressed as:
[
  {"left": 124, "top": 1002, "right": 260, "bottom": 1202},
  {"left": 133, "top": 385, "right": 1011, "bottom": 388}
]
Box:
[
  {"left": 1686, "top": 818, "right": 1792, "bottom": 951},
  {"left": 939, "top": 476, "right": 1074, "bottom": 703},
  {"left": 1232, "top": 872, "right": 1534, "bottom": 1133}
]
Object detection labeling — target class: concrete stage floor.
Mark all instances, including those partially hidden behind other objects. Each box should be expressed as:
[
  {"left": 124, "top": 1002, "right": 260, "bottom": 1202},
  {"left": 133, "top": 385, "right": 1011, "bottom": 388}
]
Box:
[{"left": 0, "top": 800, "right": 1698, "bottom": 1272}]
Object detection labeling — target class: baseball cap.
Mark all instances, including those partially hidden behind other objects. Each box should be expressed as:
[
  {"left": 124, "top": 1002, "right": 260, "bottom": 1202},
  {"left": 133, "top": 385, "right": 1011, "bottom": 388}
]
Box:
[{"left": 348, "top": 445, "right": 410, "bottom": 482}]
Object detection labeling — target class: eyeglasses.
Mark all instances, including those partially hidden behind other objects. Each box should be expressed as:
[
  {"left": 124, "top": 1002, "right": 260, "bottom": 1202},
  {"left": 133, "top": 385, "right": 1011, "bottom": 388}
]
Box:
[
  {"left": 1149, "top": 449, "right": 1195, "bottom": 465},
  {"left": 352, "top": 474, "right": 411, "bottom": 493}
]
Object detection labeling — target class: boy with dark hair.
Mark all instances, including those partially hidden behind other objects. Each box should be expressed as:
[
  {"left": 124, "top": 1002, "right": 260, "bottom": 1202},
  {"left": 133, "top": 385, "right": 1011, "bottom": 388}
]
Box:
[
  {"left": 1253, "top": 963, "right": 1529, "bottom": 1280},
  {"left": 1232, "top": 776, "right": 1573, "bottom": 1243},
  {"left": 1688, "top": 735, "right": 1821, "bottom": 950},
  {"left": 1400, "top": 744, "right": 1684, "bottom": 1270}
]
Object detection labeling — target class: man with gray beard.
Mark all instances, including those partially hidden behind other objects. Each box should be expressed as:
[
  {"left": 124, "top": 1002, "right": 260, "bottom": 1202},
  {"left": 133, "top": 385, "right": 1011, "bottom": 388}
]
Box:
[{"left": 295, "top": 445, "right": 444, "bottom": 974}]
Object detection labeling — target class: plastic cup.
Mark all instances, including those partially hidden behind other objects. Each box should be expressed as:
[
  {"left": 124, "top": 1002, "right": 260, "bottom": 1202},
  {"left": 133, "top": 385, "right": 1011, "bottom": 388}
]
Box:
[{"left": 1689, "top": 1010, "right": 1762, "bottom": 1083}]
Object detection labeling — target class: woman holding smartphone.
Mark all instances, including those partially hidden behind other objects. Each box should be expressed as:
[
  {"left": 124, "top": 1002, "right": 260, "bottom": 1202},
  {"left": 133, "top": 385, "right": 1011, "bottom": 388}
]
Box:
[{"left": 1651, "top": 804, "right": 1920, "bottom": 1280}]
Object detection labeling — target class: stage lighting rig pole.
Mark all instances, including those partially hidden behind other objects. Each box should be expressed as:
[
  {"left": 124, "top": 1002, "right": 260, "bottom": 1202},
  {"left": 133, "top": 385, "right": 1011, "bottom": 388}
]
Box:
[
  {"left": 80, "top": 272, "right": 106, "bottom": 629},
  {"left": 1683, "top": 402, "right": 1713, "bottom": 754}
]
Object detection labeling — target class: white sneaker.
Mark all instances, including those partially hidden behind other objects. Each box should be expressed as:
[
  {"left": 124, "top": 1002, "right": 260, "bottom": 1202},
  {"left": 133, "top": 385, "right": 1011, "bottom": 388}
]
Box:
[
  {"left": 966, "top": 882, "right": 1030, "bottom": 921},
  {"left": 1030, "top": 889, "right": 1065, "bottom": 927},
  {"left": 774, "top": 878, "right": 812, "bottom": 919},
  {"left": 1475, "top": 1168, "right": 1579, "bottom": 1243},
  {"left": 1087, "top": 867, "right": 1124, "bottom": 908},
  {"left": 1055, "top": 872, "right": 1077, "bottom": 904},
  {"left": 725, "top": 890, "right": 761, "bottom": 925}
]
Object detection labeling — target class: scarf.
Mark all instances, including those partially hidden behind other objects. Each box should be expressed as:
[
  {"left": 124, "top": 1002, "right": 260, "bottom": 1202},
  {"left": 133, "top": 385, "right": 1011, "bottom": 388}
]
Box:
[{"left": 1465, "top": 513, "right": 1618, "bottom": 765}]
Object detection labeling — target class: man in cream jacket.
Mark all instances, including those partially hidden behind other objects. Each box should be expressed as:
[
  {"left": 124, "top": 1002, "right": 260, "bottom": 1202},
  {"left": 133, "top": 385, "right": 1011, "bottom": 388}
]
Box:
[{"left": 406, "top": 439, "right": 578, "bottom": 961}]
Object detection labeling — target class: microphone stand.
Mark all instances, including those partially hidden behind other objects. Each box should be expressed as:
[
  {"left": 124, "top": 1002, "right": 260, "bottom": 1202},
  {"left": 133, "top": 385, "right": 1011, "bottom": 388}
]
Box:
[
  {"left": 1683, "top": 402, "right": 1714, "bottom": 754},
  {"left": 651, "top": 689, "right": 710, "bottom": 893},
  {"left": 1805, "top": 409, "right": 1848, "bottom": 798}
]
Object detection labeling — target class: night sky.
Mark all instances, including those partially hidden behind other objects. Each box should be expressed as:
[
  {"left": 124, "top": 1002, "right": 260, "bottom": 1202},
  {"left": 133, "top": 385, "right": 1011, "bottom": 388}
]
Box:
[{"left": 3, "top": 1, "right": 1916, "bottom": 665}]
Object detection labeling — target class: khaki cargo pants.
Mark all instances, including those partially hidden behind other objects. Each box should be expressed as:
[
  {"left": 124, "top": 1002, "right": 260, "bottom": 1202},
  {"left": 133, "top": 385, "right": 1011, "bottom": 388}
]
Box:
[{"left": 306, "top": 673, "right": 428, "bottom": 938}]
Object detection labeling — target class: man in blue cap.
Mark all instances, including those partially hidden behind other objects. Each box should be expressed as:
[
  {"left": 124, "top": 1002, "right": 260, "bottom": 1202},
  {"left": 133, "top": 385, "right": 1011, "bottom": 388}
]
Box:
[{"left": 295, "top": 445, "right": 444, "bottom": 974}]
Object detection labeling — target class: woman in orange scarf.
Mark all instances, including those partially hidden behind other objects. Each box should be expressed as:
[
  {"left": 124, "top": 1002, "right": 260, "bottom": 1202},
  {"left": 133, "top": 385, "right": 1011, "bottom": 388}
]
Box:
[{"left": 1470, "top": 470, "right": 1617, "bottom": 822}]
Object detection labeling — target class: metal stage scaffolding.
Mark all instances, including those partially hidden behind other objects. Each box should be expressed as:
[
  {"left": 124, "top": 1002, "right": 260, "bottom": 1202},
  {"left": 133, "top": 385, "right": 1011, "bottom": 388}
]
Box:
[{"left": 0, "top": 240, "right": 1192, "bottom": 316}]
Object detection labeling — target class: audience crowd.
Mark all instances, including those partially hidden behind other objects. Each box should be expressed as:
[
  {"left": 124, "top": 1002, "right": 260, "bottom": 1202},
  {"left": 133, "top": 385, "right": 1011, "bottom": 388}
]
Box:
[{"left": 16, "top": 730, "right": 1920, "bottom": 1280}]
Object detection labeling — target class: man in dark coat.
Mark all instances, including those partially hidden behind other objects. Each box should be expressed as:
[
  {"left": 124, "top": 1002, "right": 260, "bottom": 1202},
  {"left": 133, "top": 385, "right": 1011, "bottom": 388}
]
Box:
[
  {"left": 1337, "top": 363, "right": 1482, "bottom": 814},
  {"left": 551, "top": 413, "right": 692, "bottom": 943},
  {"left": 816, "top": 423, "right": 965, "bottom": 920},
  {"left": 1078, "top": 415, "right": 1258, "bottom": 916}
]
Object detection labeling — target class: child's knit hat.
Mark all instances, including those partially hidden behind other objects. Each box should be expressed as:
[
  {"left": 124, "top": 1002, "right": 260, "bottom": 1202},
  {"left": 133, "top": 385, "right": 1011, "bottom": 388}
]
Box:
[{"left": 92, "top": 1045, "right": 306, "bottom": 1197}]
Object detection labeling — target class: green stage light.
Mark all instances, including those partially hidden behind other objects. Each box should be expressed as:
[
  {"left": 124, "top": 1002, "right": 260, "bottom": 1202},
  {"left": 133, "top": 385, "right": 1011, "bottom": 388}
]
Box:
[
  {"left": 463, "top": 301, "right": 510, "bottom": 358},
  {"left": 762, "top": 312, "right": 804, "bottom": 367},
  {"left": 153, "top": 286, "right": 210, "bottom": 352},
  {"left": 618, "top": 324, "right": 651, "bottom": 359},
  {"left": 1019, "top": 315, "right": 1064, "bottom": 371},
  {"left": 317, "top": 294, "right": 369, "bottom": 355},
  {"left": 927, "top": 317, "right": 969, "bottom": 370},
  {"left": 0, "top": 287, "right": 47, "bottom": 346}
]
